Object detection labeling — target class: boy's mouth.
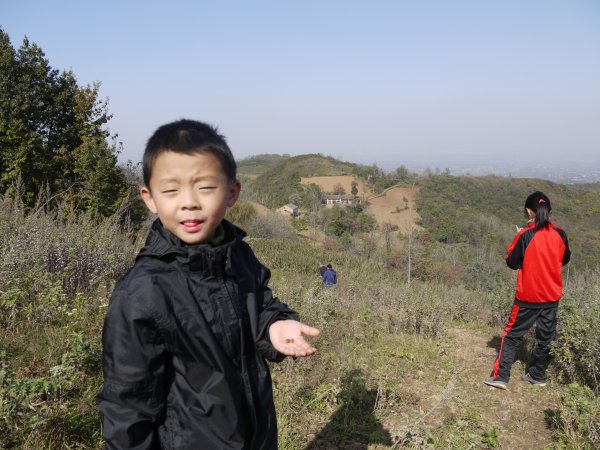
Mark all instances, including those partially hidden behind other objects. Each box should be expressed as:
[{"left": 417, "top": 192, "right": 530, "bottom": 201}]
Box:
[{"left": 181, "top": 219, "right": 203, "bottom": 233}]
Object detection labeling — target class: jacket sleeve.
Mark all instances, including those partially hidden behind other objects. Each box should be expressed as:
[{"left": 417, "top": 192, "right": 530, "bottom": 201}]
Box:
[
  {"left": 556, "top": 228, "right": 571, "bottom": 266},
  {"left": 248, "top": 255, "right": 299, "bottom": 362},
  {"left": 97, "top": 283, "right": 167, "bottom": 449},
  {"left": 563, "top": 240, "right": 571, "bottom": 266},
  {"left": 506, "top": 230, "right": 527, "bottom": 270}
]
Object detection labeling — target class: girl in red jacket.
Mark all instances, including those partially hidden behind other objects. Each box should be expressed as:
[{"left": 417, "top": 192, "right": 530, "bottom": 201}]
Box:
[{"left": 484, "top": 191, "right": 570, "bottom": 389}]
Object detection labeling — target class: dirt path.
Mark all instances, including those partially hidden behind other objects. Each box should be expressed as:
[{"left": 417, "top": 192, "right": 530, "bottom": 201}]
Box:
[
  {"left": 446, "top": 327, "right": 561, "bottom": 448},
  {"left": 389, "top": 327, "right": 563, "bottom": 449}
]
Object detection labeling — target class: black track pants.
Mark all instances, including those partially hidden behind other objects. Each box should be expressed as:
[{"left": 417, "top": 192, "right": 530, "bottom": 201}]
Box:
[{"left": 492, "top": 303, "right": 557, "bottom": 382}]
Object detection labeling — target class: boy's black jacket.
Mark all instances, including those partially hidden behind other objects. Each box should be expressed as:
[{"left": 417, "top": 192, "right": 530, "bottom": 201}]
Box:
[{"left": 97, "top": 219, "right": 298, "bottom": 449}]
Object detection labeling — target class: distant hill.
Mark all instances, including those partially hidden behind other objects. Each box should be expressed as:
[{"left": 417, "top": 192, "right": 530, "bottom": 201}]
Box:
[
  {"left": 237, "top": 154, "right": 291, "bottom": 179},
  {"left": 416, "top": 174, "right": 600, "bottom": 269},
  {"left": 238, "top": 153, "right": 366, "bottom": 178},
  {"left": 239, "top": 154, "right": 359, "bottom": 208},
  {"left": 239, "top": 153, "right": 599, "bottom": 269}
]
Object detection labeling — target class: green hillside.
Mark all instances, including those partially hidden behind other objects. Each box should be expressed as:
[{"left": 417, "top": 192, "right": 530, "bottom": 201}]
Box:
[
  {"left": 239, "top": 153, "right": 599, "bottom": 270},
  {"left": 1, "top": 158, "right": 599, "bottom": 448},
  {"left": 416, "top": 174, "right": 600, "bottom": 269},
  {"left": 240, "top": 154, "right": 359, "bottom": 208},
  {"left": 237, "top": 153, "right": 291, "bottom": 177},
  {"left": 239, "top": 152, "right": 599, "bottom": 266},
  {"left": 239, "top": 153, "right": 415, "bottom": 209},
  {"left": 1, "top": 192, "right": 598, "bottom": 448}
]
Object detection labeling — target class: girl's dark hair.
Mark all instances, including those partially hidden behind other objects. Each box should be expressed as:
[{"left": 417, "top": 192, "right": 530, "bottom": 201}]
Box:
[
  {"left": 524, "top": 191, "right": 552, "bottom": 230},
  {"left": 143, "top": 119, "right": 237, "bottom": 188}
]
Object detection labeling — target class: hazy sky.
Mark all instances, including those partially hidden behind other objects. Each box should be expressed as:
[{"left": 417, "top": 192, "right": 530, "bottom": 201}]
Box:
[{"left": 2, "top": 0, "right": 600, "bottom": 169}]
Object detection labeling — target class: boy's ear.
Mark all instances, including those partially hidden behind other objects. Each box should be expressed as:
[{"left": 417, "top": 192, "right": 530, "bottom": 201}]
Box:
[
  {"left": 140, "top": 186, "right": 158, "bottom": 214},
  {"left": 227, "top": 181, "right": 241, "bottom": 207}
]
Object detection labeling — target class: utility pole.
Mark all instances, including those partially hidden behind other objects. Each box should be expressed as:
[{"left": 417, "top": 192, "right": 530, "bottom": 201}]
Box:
[{"left": 407, "top": 224, "right": 412, "bottom": 286}]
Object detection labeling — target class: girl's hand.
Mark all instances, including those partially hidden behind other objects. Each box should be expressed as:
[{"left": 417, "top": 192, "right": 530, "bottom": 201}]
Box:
[{"left": 269, "top": 320, "right": 320, "bottom": 357}]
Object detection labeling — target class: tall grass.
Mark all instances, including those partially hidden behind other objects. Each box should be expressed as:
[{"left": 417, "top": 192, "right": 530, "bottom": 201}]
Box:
[
  {"left": 252, "top": 237, "right": 600, "bottom": 448},
  {"left": 0, "top": 194, "right": 144, "bottom": 448},
  {"left": 553, "top": 269, "right": 600, "bottom": 392},
  {"left": 0, "top": 195, "right": 598, "bottom": 448}
]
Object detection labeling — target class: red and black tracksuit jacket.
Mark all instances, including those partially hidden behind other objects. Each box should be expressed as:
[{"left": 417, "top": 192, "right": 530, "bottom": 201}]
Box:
[
  {"left": 492, "top": 222, "right": 570, "bottom": 381},
  {"left": 506, "top": 222, "right": 570, "bottom": 307}
]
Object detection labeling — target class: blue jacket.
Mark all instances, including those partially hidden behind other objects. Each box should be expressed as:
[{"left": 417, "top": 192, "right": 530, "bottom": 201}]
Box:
[{"left": 323, "top": 268, "right": 337, "bottom": 285}]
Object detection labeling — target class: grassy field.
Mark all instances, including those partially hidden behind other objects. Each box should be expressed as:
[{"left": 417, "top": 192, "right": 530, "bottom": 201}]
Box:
[{"left": 1, "top": 176, "right": 598, "bottom": 448}]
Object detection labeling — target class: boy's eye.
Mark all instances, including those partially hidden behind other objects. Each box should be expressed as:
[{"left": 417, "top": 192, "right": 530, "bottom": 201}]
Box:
[
  {"left": 161, "top": 189, "right": 178, "bottom": 194},
  {"left": 199, "top": 186, "right": 216, "bottom": 190}
]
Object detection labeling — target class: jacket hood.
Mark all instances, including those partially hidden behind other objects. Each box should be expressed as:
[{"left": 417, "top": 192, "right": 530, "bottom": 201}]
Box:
[{"left": 137, "top": 219, "right": 247, "bottom": 276}]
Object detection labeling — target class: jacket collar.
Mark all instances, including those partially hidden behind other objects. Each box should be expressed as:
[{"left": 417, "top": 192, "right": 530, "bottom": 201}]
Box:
[{"left": 137, "top": 219, "right": 247, "bottom": 275}]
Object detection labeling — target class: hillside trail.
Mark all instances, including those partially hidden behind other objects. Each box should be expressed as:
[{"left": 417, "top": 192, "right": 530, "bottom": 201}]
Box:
[{"left": 388, "top": 326, "right": 563, "bottom": 449}]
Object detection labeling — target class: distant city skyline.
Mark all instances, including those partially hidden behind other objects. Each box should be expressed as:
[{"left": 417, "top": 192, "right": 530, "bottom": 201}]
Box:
[{"left": 2, "top": 1, "right": 599, "bottom": 169}]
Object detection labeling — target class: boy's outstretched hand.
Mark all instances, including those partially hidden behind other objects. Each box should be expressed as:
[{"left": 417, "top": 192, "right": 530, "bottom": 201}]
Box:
[{"left": 269, "top": 320, "right": 320, "bottom": 357}]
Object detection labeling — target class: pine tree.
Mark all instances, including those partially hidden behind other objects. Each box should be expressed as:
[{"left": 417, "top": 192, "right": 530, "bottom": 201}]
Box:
[{"left": 0, "top": 28, "right": 130, "bottom": 217}]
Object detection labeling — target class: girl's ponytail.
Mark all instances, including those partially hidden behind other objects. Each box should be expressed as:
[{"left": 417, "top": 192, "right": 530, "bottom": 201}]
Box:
[
  {"left": 535, "top": 201, "right": 551, "bottom": 230},
  {"left": 524, "top": 191, "right": 552, "bottom": 230}
]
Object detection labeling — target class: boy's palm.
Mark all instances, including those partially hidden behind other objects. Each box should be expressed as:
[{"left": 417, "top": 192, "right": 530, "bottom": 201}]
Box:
[{"left": 269, "top": 320, "right": 319, "bottom": 357}]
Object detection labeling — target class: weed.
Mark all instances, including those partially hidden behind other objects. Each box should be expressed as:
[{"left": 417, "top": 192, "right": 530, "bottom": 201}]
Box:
[
  {"left": 550, "top": 383, "right": 600, "bottom": 449},
  {"left": 481, "top": 428, "right": 501, "bottom": 448}
]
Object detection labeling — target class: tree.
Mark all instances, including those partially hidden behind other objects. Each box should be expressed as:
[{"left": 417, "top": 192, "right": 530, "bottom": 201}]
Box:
[
  {"left": 333, "top": 183, "right": 345, "bottom": 195},
  {"left": 323, "top": 204, "right": 376, "bottom": 237},
  {"left": 119, "top": 160, "right": 148, "bottom": 225},
  {"left": 395, "top": 165, "right": 412, "bottom": 181},
  {"left": 0, "top": 28, "right": 129, "bottom": 217},
  {"left": 382, "top": 223, "right": 398, "bottom": 254},
  {"left": 351, "top": 180, "right": 358, "bottom": 196},
  {"left": 301, "top": 183, "right": 323, "bottom": 233}
]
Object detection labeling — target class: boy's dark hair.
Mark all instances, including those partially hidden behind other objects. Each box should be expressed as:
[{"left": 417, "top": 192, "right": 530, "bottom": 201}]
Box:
[
  {"left": 524, "top": 191, "right": 552, "bottom": 230},
  {"left": 327, "top": 264, "right": 332, "bottom": 269},
  {"left": 143, "top": 119, "right": 237, "bottom": 188}
]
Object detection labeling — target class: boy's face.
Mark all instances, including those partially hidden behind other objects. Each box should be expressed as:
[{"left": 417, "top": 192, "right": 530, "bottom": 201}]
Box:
[{"left": 140, "top": 150, "right": 240, "bottom": 245}]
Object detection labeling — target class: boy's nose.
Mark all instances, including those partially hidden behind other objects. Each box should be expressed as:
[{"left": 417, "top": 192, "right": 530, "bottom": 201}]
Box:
[{"left": 181, "top": 189, "right": 200, "bottom": 209}]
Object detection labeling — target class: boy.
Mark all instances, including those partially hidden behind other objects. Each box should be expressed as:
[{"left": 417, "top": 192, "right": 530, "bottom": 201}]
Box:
[
  {"left": 323, "top": 264, "right": 337, "bottom": 286},
  {"left": 97, "top": 119, "right": 319, "bottom": 449}
]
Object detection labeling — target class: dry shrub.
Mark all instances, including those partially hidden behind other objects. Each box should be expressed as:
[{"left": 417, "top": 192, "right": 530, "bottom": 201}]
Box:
[
  {"left": 0, "top": 194, "right": 143, "bottom": 326},
  {"left": 0, "top": 193, "right": 142, "bottom": 448},
  {"left": 247, "top": 214, "right": 297, "bottom": 240},
  {"left": 552, "top": 269, "right": 600, "bottom": 393}
]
